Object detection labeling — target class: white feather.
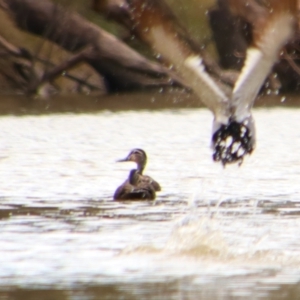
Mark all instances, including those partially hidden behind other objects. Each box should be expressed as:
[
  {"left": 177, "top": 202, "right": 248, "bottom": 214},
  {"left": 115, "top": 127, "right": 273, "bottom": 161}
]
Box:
[
  {"left": 149, "top": 26, "right": 230, "bottom": 124},
  {"left": 184, "top": 56, "right": 230, "bottom": 123},
  {"left": 232, "top": 12, "right": 295, "bottom": 121}
]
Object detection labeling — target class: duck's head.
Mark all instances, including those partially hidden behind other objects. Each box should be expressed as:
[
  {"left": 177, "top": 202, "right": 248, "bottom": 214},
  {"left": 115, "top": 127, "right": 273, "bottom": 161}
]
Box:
[{"left": 117, "top": 148, "right": 147, "bottom": 172}]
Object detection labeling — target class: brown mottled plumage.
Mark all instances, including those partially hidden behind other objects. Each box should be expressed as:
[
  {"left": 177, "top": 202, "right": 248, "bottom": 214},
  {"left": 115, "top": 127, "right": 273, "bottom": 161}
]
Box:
[
  {"left": 117, "top": 149, "right": 161, "bottom": 191},
  {"left": 113, "top": 169, "right": 156, "bottom": 200}
]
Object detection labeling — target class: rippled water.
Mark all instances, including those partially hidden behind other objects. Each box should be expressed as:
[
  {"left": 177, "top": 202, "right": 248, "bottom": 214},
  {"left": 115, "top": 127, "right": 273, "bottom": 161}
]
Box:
[{"left": 1, "top": 101, "right": 300, "bottom": 299}]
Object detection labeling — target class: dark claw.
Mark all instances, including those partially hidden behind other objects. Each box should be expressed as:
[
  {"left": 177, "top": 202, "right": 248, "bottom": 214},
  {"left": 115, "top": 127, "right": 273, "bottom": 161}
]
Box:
[{"left": 212, "top": 118, "right": 254, "bottom": 166}]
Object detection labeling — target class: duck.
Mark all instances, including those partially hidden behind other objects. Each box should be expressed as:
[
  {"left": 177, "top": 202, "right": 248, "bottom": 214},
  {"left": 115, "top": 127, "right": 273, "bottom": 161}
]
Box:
[
  {"left": 113, "top": 169, "right": 156, "bottom": 200},
  {"left": 116, "top": 148, "right": 161, "bottom": 191}
]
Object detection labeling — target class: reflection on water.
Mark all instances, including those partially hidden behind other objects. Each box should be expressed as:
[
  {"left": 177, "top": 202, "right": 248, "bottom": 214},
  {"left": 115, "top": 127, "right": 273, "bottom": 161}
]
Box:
[
  {"left": 0, "top": 97, "right": 300, "bottom": 299},
  {"left": 1, "top": 283, "right": 300, "bottom": 300}
]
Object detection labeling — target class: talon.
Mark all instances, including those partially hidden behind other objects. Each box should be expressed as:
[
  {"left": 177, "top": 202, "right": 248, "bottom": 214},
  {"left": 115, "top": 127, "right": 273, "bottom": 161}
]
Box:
[{"left": 212, "top": 118, "right": 254, "bottom": 165}]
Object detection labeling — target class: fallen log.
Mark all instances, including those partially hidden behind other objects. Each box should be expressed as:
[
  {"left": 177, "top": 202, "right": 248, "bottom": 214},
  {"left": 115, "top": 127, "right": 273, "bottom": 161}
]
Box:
[
  {"left": 92, "top": 0, "right": 239, "bottom": 88},
  {"left": 0, "top": 0, "right": 184, "bottom": 93}
]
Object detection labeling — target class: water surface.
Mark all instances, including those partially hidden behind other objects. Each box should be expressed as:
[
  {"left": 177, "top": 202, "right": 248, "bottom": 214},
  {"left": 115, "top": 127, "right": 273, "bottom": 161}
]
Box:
[{"left": 0, "top": 97, "right": 300, "bottom": 299}]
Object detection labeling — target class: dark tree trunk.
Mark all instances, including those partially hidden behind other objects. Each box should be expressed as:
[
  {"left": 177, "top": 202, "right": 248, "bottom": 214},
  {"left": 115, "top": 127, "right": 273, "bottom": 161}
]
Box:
[{"left": 1, "top": 0, "right": 184, "bottom": 92}]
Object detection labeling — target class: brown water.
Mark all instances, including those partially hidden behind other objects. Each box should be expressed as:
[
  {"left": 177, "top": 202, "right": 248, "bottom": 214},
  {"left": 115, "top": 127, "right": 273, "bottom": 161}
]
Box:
[{"left": 0, "top": 94, "right": 300, "bottom": 299}]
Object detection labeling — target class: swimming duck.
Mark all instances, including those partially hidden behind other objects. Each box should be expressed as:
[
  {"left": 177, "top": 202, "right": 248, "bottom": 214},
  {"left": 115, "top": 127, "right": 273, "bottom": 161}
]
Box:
[
  {"left": 113, "top": 169, "right": 156, "bottom": 200},
  {"left": 117, "top": 148, "right": 161, "bottom": 191}
]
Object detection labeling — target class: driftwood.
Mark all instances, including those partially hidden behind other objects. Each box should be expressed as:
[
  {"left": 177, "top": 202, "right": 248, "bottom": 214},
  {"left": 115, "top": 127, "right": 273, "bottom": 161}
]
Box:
[
  {"left": 0, "top": 0, "right": 185, "bottom": 94},
  {"left": 92, "top": 0, "right": 239, "bottom": 88},
  {"left": 0, "top": 33, "right": 105, "bottom": 95}
]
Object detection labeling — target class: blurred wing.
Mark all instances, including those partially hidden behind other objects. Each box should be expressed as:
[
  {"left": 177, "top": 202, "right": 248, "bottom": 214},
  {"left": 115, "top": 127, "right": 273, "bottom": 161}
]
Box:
[
  {"left": 183, "top": 55, "right": 230, "bottom": 124},
  {"left": 232, "top": 2, "right": 296, "bottom": 121},
  {"left": 122, "top": 0, "right": 231, "bottom": 124},
  {"left": 141, "top": 174, "right": 161, "bottom": 191},
  {"left": 148, "top": 26, "right": 230, "bottom": 124}
]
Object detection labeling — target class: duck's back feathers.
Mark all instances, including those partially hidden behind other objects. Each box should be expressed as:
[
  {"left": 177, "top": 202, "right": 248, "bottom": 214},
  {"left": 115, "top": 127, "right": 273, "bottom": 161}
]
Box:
[
  {"left": 113, "top": 170, "right": 156, "bottom": 201},
  {"left": 113, "top": 184, "right": 155, "bottom": 200},
  {"left": 140, "top": 174, "right": 161, "bottom": 192}
]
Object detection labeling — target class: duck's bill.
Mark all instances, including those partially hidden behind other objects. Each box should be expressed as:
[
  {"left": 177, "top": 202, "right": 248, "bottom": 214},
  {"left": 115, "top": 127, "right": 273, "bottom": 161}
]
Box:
[
  {"left": 116, "top": 158, "right": 128, "bottom": 163},
  {"left": 211, "top": 115, "right": 255, "bottom": 166}
]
